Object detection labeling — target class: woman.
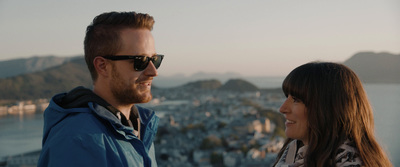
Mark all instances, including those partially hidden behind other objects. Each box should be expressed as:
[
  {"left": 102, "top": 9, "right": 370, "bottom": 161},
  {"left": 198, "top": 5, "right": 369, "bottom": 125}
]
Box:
[{"left": 273, "top": 62, "right": 392, "bottom": 167}]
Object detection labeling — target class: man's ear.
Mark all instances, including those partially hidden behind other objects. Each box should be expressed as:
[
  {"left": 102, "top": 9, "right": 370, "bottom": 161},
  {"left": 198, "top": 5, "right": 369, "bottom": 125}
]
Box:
[{"left": 93, "top": 57, "right": 110, "bottom": 78}]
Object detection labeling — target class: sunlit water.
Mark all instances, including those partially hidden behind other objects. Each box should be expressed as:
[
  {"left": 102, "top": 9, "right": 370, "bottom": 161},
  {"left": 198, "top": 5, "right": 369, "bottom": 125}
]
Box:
[
  {"left": 0, "top": 112, "right": 43, "bottom": 158},
  {"left": 0, "top": 83, "right": 399, "bottom": 165}
]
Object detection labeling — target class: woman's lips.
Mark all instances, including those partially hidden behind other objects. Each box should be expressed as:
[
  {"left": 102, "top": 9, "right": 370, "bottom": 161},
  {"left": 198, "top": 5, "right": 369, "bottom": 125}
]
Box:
[{"left": 285, "top": 119, "right": 295, "bottom": 126}]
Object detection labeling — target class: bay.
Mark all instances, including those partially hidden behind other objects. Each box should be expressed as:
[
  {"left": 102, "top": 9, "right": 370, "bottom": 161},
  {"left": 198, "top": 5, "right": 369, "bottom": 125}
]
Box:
[{"left": 364, "top": 84, "right": 400, "bottom": 165}]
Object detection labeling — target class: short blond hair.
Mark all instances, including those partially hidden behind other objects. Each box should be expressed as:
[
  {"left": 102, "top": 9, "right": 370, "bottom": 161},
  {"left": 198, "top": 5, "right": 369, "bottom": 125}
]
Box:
[{"left": 84, "top": 11, "right": 155, "bottom": 81}]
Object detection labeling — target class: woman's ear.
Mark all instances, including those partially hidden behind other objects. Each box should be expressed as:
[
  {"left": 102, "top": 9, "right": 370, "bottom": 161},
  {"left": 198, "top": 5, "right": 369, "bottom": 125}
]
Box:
[{"left": 93, "top": 57, "right": 110, "bottom": 78}]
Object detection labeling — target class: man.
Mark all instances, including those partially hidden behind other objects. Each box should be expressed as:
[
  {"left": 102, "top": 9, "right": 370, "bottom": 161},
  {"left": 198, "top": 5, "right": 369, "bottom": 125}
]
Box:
[{"left": 38, "top": 11, "right": 163, "bottom": 167}]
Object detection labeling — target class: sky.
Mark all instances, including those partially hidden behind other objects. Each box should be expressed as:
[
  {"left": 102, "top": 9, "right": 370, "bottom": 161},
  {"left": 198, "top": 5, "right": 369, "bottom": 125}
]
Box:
[{"left": 0, "top": 0, "right": 399, "bottom": 77}]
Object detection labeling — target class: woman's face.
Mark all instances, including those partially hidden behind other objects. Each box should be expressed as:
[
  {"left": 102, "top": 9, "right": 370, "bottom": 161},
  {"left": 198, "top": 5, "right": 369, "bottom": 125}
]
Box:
[{"left": 279, "top": 94, "right": 309, "bottom": 145}]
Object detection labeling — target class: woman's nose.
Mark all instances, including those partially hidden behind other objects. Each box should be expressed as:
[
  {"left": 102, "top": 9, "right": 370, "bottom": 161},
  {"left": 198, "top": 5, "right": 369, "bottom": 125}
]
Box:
[{"left": 279, "top": 99, "right": 288, "bottom": 114}]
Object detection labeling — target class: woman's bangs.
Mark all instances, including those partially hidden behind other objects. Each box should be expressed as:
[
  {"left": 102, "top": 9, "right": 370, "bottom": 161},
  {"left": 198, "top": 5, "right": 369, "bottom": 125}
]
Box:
[{"left": 282, "top": 66, "right": 309, "bottom": 102}]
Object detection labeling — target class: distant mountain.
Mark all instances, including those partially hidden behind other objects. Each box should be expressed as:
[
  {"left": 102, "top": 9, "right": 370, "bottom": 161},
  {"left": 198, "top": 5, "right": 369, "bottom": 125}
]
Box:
[
  {"left": 0, "top": 55, "right": 260, "bottom": 100},
  {"left": 343, "top": 52, "right": 400, "bottom": 83},
  {"left": 177, "top": 78, "right": 260, "bottom": 92},
  {"left": 219, "top": 79, "right": 259, "bottom": 92},
  {"left": 190, "top": 71, "right": 242, "bottom": 81},
  {"left": 153, "top": 72, "right": 242, "bottom": 88},
  {"left": 182, "top": 79, "right": 222, "bottom": 90},
  {"left": 0, "top": 55, "right": 81, "bottom": 78},
  {"left": 168, "top": 78, "right": 259, "bottom": 92},
  {"left": 0, "top": 51, "right": 399, "bottom": 100},
  {"left": 0, "top": 58, "right": 91, "bottom": 100}
]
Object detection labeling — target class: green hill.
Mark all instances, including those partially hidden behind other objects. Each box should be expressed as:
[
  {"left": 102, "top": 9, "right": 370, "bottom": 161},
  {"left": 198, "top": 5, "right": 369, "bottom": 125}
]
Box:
[
  {"left": 0, "top": 55, "right": 80, "bottom": 78},
  {"left": 0, "top": 58, "right": 91, "bottom": 100},
  {"left": 182, "top": 79, "right": 222, "bottom": 90},
  {"left": 219, "top": 79, "right": 259, "bottom": 92}
]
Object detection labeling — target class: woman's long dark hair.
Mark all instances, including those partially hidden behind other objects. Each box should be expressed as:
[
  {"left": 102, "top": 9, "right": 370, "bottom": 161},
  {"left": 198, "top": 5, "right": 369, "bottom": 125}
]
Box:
[{"left": 273, "top": 62, "right": 392, "bottom": 167}]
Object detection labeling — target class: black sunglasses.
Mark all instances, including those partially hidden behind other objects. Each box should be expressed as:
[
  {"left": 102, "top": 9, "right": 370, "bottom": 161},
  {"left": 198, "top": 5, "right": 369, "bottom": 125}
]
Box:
[{"left": 102, "top": 55, "right": 164, "bottom": 71}]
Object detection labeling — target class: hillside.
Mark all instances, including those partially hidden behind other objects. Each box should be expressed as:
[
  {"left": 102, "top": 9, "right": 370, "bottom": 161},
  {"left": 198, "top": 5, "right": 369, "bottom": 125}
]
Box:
[
  {"left": 0, "top": 58, "right": 91, "bottom": 100},
  {"left": 219, "top": 79, "right": 259, "bottom": 92},
  {"left": 0, "top": 55, "right": 80, "bottom": 78},
  {"left": 167, "top": 78, "right": 259, "bottom": 92},
  {"left": 0, "top": 57, "right": 260, "bottom": 100},
  {"left": 154, "top": 72, "right": 242, "bottom": 88},
  {"left": 0, "top": 51, "right": 399, "bottom": 100},
  {"left": 344, "top": 52, "right": 400, "bottom": 83},
  {"left": 182, "top": 79, "right": 222, "bottom": 90}
]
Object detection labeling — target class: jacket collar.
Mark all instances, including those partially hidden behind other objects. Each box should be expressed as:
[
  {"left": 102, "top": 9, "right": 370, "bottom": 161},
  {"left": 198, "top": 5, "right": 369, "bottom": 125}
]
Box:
[{"left": 89, "top": 102, "right": 159, "bottom": 150}]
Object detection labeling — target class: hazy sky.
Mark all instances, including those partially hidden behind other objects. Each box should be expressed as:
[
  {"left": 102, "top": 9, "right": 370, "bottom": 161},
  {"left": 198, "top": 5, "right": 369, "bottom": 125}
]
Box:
[{"left": 0, "top": 0, "right": 399, "bottom": 76}]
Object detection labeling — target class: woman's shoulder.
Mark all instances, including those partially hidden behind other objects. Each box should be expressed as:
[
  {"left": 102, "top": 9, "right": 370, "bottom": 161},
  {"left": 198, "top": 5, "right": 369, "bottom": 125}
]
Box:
[{"left": 335, "top": 140, "right": 363, "bottom": 167}]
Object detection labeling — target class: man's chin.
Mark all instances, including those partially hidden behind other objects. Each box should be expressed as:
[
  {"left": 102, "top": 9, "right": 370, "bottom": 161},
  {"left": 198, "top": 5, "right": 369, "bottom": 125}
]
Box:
[{"left": 135, "top": 94, "right": 153, "bottom": 104}]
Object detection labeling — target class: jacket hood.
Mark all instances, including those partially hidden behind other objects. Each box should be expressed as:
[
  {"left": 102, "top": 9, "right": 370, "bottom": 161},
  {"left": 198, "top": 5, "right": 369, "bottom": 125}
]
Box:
[{"left": 41, "top": 87, "right": 103, "bottom": 144}]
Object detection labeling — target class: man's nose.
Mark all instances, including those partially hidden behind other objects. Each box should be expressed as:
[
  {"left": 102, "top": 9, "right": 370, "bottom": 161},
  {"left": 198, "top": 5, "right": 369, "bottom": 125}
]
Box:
[{"left": 143, "top": 61, "right": 158, "bottom": 77}]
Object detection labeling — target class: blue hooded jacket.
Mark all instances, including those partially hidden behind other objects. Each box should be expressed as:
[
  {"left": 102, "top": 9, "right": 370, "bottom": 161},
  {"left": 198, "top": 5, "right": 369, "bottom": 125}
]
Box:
[{"left": 37, "top": 87, "right": 159, "bottom": 167}]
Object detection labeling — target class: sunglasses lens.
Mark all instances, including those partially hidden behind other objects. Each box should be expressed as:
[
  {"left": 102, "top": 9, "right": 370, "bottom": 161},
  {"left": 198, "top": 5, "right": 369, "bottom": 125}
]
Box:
[
  {"left": 134, "top": 57, "right": 149, "bottom": 71},
  {"left": 133, "top": 55, "right": 164, "bottom": 71},
  {"left": 152, "top": 55, "right": 163, "bottom": 69}
]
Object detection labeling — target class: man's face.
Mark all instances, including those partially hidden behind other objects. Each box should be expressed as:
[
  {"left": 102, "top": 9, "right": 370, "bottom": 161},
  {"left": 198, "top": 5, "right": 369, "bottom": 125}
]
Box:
[{"left": 109, "top": 28, "right": 158, "bottom": 104}]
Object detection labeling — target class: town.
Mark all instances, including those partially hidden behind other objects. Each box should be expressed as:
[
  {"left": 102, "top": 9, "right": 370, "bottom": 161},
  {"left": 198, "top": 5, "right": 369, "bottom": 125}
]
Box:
[
  {"left": 0, "top": 81, "right": 287, "bottom": 167},
  {"left": 146, "top": 84, "right": 286, "bottom": 166}
]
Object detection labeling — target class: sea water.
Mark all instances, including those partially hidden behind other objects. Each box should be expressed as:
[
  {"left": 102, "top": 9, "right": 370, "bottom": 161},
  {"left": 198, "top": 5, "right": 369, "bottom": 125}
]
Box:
[{"left": 364, "top": 84, "right": 400, "bottom": 165}]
